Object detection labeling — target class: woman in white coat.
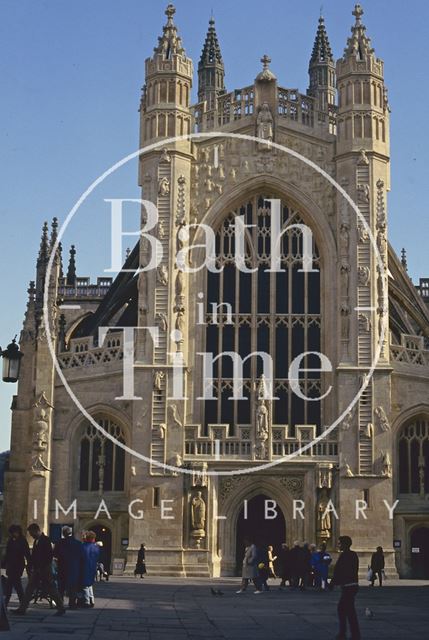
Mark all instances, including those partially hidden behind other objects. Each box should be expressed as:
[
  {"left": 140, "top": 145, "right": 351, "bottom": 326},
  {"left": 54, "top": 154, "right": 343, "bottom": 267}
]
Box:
[{"left": 236, "top": 538, "right": 258, "bottom": 593}]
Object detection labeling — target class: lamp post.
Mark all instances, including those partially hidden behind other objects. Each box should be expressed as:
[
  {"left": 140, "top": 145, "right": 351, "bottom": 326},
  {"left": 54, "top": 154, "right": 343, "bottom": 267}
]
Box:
[{"left": 1, "top": 336, "right": 23, "bottom": 383}]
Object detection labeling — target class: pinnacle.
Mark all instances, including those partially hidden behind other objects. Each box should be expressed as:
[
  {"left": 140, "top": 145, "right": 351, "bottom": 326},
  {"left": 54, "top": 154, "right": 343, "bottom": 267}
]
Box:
[
  {"left": 310, "top": 14, "right": 333, "bottom": 66},
  {"left": 199, "top": 16, "right": 223, "bottom": 66}
]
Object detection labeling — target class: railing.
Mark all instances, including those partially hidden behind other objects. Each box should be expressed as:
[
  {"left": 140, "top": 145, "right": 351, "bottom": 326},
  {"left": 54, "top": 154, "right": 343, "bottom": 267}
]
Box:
[
  {"left": 58, "top": 277, "right": 112, "bottom": 298},
  {"left": 390, "top": 344, "right": 429, "bottom": 368},
  {"left": 58, "top": 334, "right": 123, "bottom": 370},
  {"left": 192, "top": 84, "right": 336, "bottom": 133},
  {"left": 184, "top": 424, "right": 338, "bottom": 461}
]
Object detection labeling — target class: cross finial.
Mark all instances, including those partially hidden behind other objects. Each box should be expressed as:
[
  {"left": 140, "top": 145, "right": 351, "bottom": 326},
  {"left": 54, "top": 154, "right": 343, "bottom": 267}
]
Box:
[
  {"left": 165, "top": 4, "right": 175, "bottom": 24},
  {"left": 352, "top": 4, "right": 363, "bottom": 25},
  {"left": 261, "top": 54, "right": 271, "bottom": 70},
  {"left": 320, "top": 4, "right": 323, "bottom": 17}
]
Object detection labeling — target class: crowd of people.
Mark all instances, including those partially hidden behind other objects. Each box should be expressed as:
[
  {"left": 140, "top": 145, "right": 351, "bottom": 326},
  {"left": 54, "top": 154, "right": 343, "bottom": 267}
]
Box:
[
  {"left": 237, "top": 538, "right": 334, "bottom": 593},
  {"left": 238, "top": 536, "right": 384, "bottom": 640},
  {"left": 2, "top": 523, "right": 105, "bottom": 615}
]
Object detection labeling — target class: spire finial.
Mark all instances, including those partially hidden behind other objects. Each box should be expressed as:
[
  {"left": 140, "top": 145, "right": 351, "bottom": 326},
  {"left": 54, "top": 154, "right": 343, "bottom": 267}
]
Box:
[
  {"left": 261, "top": 54, "right": 271, "bottom": 71},
  {"left": 165, "top": 3, "right": 175, "bottom": 24},
  {"left": 38, "top": 221, "right": 49, "bottom": 262},
  {"left": 66, "top": 244, "right": 77, "bottom": 286},
  {"left": 401, "top": 248, "right": 408, "bottom": 272},
  {"left": 352, "top": 4, "right": 363, "bottom": 26}
]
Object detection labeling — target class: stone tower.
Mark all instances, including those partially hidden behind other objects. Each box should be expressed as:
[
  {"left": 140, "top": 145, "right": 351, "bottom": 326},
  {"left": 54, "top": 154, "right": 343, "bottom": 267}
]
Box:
[
  {"left": 308, "top": 15, "right": 336, "bottom": 114},
  {"left": 198, "top": 17, "right": 225, "bottom": 112},
  {"left": 335, "top": 4, "right": 393, "bottom": 567}
]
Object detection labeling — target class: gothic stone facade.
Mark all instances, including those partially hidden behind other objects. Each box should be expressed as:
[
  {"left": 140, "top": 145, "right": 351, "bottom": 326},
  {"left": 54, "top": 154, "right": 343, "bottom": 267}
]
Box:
[{"left": 3, "top": 5, "right": 429, "bottom": 578}]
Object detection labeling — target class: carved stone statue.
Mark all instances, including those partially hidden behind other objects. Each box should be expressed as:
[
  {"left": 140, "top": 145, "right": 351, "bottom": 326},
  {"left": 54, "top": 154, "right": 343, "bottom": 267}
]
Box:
[
  {"left": 158, "top": 176, "right": 170, "bottom": 196},
  {"left": 317, "top": 497, "right": 332, "bottom": 539},
  {"left": 381, "top": 451, "right": 392, "bottom": 477},
  {"left": 340, "top": 303, "right": 350, "bottom": 341},
  {"left": 153, "top": 370, "right": 165, "bottom": 391},
  {"left": 157, "top": 265, "right": 168, "bottom": 286},
  {"left": 358, "top": 266, "right": 370, "bottom": 287},
  {"left": 256, "top": 398, "right": 269, "bottom": 438},
  {"left": 33, "top": 407, "right": 49, "bottom": 452},
  {"left": 191, "top": 491, "right": 206, "bottom": 533},
  {"left": 375, "top": 406, "right": 390, "bottom": 432},
  {"left": 257, "top": 103, "right": 273, "bottom": 149}
]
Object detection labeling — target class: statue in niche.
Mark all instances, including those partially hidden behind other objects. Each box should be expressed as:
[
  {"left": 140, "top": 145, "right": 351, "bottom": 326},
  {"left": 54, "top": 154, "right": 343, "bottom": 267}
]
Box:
[
  {"left": 317, "top": 492, "right": 332, "bottom": 540},
  {"left": 256, "top": 398, "right": 269, "bottom": 439},
  {"left": 357, "top": 223, "right": 369, "bottom": 243},
  {"left": 381, "top": 451, "right": 392, "bottom": 477},
  {"left": 174, "top": 309, "right": 185, "bottom": 336},
  {"left": 191, "top": 491, "right": 206, "bottom": 533},
  {"left": 158, "top": 176, "right": 170, "bottom": 196},
  {"left": 257, "top": 103, "right": 273, "bottom": 149},
  {"left": 358, "top": 313, "right": 371, "bottom": 333},
  {"left": 33, "top": 407, "right": 49, "bottom": 452},
  {"left": 340, "top": 261, "right": 351, "bottom": 297},
  {"left": 358, "top": 266, "right": 370, "bottom": 287},
  {"left": 339, "top": 223, "right": 350, "bottom": 255}
]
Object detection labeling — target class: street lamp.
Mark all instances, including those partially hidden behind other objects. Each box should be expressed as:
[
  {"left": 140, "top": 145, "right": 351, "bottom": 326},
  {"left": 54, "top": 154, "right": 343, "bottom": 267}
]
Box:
[{"left": 1, "top": 336, "right": 23, "bottom": 383}]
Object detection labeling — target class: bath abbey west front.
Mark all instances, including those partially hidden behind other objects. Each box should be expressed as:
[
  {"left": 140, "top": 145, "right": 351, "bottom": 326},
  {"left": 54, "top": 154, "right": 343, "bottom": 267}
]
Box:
[{"left": 4, "top": 4, "right": 429, "bottom": 578}]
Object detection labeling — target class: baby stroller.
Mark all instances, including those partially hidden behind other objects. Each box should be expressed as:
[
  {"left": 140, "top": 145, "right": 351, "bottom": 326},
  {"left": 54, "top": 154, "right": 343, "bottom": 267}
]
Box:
[
  {"left": 95, "top": 562, "right": 109, "bottom": 582},
  {"left": 32, "top": 561, "right": 58, "bottom": 609}
]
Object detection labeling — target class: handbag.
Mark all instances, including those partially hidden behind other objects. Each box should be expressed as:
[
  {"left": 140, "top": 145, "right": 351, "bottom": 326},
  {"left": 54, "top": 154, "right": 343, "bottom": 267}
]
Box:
[{"left": 367, "top": 566, "right": 373, "bottom": 581}]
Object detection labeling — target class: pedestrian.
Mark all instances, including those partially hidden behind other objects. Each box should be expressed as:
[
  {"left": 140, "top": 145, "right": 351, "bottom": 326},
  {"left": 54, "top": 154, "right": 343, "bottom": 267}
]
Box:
[
  {"left": 310, "top": 543, "right": 319, "bottom": 587},
  {"left": 300, "top": 542, "right": 312, "bottom": 591},
  {"left": 370, "top": 546, "right": 385, "bottom": 587},
  {"left": 134, "top": 543, "right": 147, "bottom": 578},
  {"left": 278, "top": 543, "right": 290, "bottom": 589},
  {"left": 2, "top": 524, "right": 31, "bottom": 608},
  {"left": 54, "top": 526, "right": 84, "bottom": 609},
  {"left": 256, "top": 561, "right": 270, "bottom": 592},
  {"left": 330, "top": 535, "right": 361, "bottom": 640},
  {"left": 317, "top": 543, "right": 332, "bottom": 591},
  {"left": 288, "top": 541, "right": 302, "bottom": 589},
  {"left": 12, "top": 523, "right": 66, "bottom": 616},
  {"left": 267, "top": 545, "right": 277, "bottom": 578},
  {"left": 80, "top": 531, "right": 100, "bottom": 608},
  {"left": 236, "top": 538, "right": 258, "bottom": 593}
]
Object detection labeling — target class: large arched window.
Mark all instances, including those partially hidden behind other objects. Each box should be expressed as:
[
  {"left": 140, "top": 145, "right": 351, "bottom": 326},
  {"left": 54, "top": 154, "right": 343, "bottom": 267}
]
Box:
[
  {"left": 203, "top": 195, "right": 322, "bottom": 435},
  {"left": 399, "top": 419, "right": 429, "bottom": 494},
  {"left": 79, "top": 417, "right": 126, "bottom": 492}
]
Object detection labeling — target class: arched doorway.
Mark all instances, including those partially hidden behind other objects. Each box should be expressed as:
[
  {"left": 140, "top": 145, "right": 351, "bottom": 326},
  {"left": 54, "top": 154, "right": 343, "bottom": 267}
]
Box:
[
  {"left": 235, "top": 494, "right": 286, "bottom": 574},
  {"left": 410, "top": 527, "right": 429, "bottom": 579},
  {"left": 91, "top": 524, "right": 112, "bottom": 573}
]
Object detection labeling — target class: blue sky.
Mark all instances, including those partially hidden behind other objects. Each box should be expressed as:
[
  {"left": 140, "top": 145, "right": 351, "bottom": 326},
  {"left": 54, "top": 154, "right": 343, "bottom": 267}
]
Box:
[{"left": 0, "top": 0, "right": 428, "bottom": 450}]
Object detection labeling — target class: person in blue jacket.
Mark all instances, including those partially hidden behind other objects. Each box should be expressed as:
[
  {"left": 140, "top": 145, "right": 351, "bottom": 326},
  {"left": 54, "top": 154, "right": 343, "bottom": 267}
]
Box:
[
  {"left": 54, "top": 526, "right": 84, "bottom": 609},
  {"left": 81, "top": 531, "right": 100, "bottom": 607}
]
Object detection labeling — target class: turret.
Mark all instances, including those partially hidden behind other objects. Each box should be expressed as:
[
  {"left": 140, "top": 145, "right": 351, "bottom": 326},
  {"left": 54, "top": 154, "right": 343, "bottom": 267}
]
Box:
[
  {"left": 336, "top": 4, "right": 390, "bottom": 161},
  {"left": 139, "top": 4, "right": 193, "bottom": 148},
  {"left": 198, "top": 17, "right": 225, "bottom": 111},
  {"left": 308, "top": 15, "right": 336, "bottom": 114}
]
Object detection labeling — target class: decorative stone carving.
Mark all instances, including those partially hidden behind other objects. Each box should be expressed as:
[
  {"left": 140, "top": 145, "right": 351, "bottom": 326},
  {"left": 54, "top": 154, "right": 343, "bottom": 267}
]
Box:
[
  {"left": 341, "top": 458, "right": 354, "bottom": 477},
  {"left": 317, "top": 488, "right": 332, "bottom": 542},
  {"left": 31, "top": 393, "right": 53, "bottom": 476},
  {"left": 168, "top": 403, "right": 182, "bottom": 427},
  {"left": 357, "top": 149, "right": 369, "bottom": 165},
  {"left": 374, "top": 406, "right": 390, "bottom": 432},
  {"left": 159, "top": 148, "right": 171, "bottom": 164},
  {"left": 340, "top": 409, "right": 355, "bottom": 431},
  {"left": 254, "top": 375, "right": 271, "bottom": 460},
  {"left": 156, "top": 264, "right": 168, "bottom": 286},
  {"left": 191, "top": 490, "right": 206, "bottom": 537},
  {"left": 357, "top": 223, "right": 369, "bottom": 243},
  {"left": 380, "top": 450, "right": 392, "bottom": 477},
  {"left": 153, "top": 370, "right": 165, "bottom": 391},
  {"left": 153, "top": 423, "right": 166, "bottom": 440},
  {"left": 256, "top": 103, "right": 274, "bottom": 150},
  {"left": 340, "top": 261, "right": 351, "bottom": 298},
  {"left": 156, "top": 312, "right": 168, "bottom": 331},
  {"left": 357, "top": 183, "right": 370, "bottom": 203},
  {"left": 279, "top": 476, "right": 304, "bottom": 498},
  {"left": 158, "top": 176, "right": 170, "bottom": 196},
  {"left": 317, "top": 463, "right": 333, "bottom": 489},
  {"left": 190, "top": 462, "right": 208, "bottom": 488},
  {"left": 358, "top": 313, "right": 371, "bottom": 333},
  {"left": 176, "top": 175, "right": 186, "bottom": 226},
  {"left": 340, "top": 303, "right": 350, "bottom": 341},
  {"left": 358, "top": 266, "right": 370, "bottom": 286},
  {"left": 168, "top": 452, "right": 182, "bottom": 476},
  {"left": 219, "top": 477, "right": 242, "bottom": 504}
]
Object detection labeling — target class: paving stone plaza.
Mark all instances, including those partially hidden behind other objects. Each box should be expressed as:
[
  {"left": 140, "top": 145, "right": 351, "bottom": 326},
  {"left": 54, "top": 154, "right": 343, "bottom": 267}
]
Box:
[{"left": 4, "top": 577, "right": 429, "bottom": 639}]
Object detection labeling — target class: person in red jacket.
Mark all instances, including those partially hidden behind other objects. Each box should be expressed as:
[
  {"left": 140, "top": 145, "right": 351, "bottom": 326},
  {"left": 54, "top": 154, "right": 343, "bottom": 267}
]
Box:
[{"left": 331, "top": 536, "right": 361, "bottom": 640}]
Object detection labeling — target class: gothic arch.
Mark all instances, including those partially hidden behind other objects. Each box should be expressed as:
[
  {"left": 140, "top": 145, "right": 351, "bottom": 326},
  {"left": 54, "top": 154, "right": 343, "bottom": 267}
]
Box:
[
  {"left": 394, "top": 407, "right": 429, "bottom": 497},
  {"left": 216, "top": 475, "right": 307, "bottom": 574},
  {"left": 188, "top": 176, "right": 338, "bottom": 431}
]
